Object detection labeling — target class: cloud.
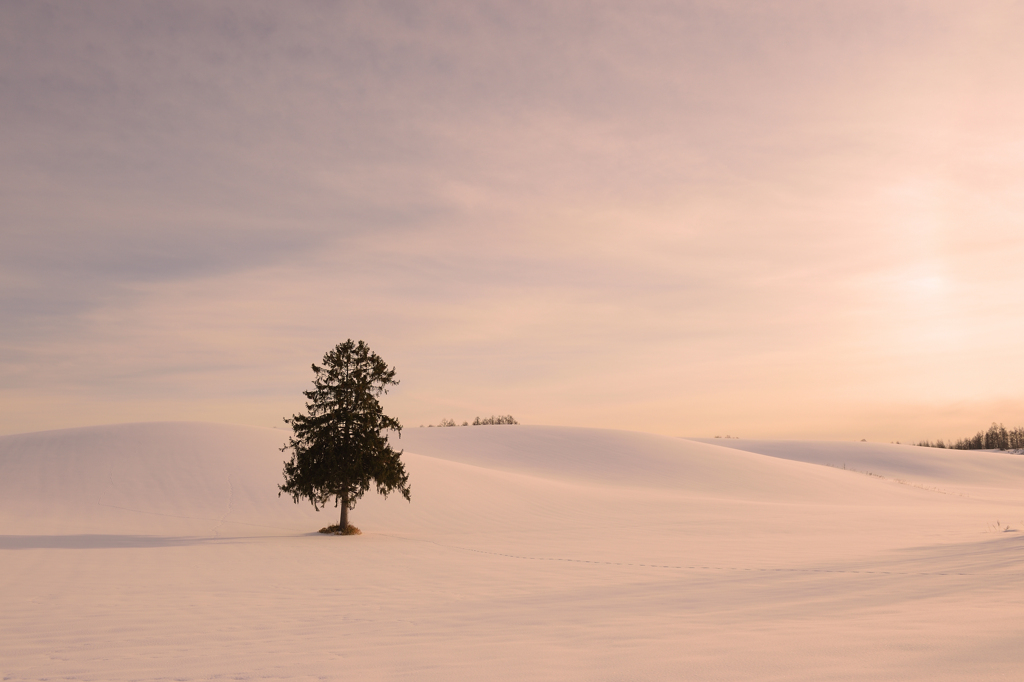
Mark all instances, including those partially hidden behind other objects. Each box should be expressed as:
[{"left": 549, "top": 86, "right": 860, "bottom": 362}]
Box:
[{"left": 2, "top": 1, "right": 1023, "bottom": 438}]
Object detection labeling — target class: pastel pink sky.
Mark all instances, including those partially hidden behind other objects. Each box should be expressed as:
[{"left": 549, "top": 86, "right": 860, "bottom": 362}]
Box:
[{"left": 2, "top": 1, "right": 1023, "bottom": 440}]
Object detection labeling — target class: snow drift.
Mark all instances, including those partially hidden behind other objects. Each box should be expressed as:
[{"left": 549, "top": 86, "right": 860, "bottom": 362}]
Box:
[{"left": 2, "top": 423, "right": 1024, "bottom": 681}]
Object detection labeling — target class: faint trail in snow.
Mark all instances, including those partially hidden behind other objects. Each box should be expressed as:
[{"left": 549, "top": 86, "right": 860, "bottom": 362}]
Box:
[
  {"left": 372, "top": 532, "right": 977, "bottom": 577},
  {"left": 822, "top": 463, "right": 968, "bottom": 497}
]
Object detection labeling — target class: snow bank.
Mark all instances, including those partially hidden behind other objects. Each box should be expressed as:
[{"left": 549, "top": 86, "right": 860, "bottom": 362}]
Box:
[{"left": 2, "top": 423, "right": 1023, "bottom": 681}]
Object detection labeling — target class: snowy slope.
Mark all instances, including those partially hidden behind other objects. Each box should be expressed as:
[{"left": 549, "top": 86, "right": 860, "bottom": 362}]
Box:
[
  {"left": 689, "top": 437, "right": 1024, "bottom": 496},
  {"left": 2, "top": 423, "right": 1024, "bottom": 681}
]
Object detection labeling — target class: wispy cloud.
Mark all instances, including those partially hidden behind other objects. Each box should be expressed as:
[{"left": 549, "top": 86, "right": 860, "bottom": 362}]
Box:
[{"left": 2, "top": 1, "right": 1023, "bottom": 438}]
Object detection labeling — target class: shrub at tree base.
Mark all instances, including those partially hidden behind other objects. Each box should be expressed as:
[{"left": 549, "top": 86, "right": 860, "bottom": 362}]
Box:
[{"left": 319, "top": 524, "right": 362, "bottom": 536}]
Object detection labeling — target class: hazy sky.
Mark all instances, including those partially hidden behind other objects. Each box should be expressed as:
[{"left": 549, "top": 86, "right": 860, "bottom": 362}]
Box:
[{"left": 3, "top": 1, "right": 1023, "bottom": 440}]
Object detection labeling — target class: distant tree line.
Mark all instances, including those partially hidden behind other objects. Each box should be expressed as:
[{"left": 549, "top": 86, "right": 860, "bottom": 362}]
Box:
[
  {"left": 916, "top": 422, "right": 1024, "bottom": 451},
  {"left": 473, "top": 415, "right": 518, "bottom": 425},
  {"left": 423, "top": 415, "right": 519, "bottom": 427}
]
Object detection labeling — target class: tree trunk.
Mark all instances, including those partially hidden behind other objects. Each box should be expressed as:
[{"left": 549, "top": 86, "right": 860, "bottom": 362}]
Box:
[{"left": 339, "top": 492, "right": 348, "bottom": 529}]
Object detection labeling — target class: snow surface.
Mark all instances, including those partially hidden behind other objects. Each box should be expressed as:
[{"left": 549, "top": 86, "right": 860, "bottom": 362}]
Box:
[{"left": 2, "top": 423, "right": 1024, "bottom": 680}]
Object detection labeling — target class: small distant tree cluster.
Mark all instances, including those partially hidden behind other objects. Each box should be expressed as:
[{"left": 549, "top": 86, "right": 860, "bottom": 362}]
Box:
[
  {"left": 473, "top": 415, "right": 518, "bottom": 425},
  {"left": 915, "top": 422, "right": 1024, "bottom": 451},
  {"left": 421, "top": 415, "right": 518, "bottom": 427},
  {"left": 427, "top": 418, "right": 469, "bottom": 427}
]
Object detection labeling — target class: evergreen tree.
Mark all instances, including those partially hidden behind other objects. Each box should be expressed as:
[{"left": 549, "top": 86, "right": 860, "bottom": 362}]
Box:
[{"left": 279, "top": 340, "right": 410, "bottom": 530}]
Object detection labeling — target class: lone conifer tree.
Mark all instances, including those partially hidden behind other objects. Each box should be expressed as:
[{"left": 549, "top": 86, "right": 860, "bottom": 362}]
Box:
[{"left": 279, "top": 340, "right": 410, "bottom": 531}]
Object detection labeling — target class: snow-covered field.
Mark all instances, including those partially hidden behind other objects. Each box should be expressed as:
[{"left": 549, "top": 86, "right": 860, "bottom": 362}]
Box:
[{"left": 2, "top": 423, "right": 1023, "bottom": 681}]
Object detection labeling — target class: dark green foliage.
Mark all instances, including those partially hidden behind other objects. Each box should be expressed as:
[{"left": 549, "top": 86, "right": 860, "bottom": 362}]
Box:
[{"left": 279, "top": 340, "right": 410, "bottom": 523}]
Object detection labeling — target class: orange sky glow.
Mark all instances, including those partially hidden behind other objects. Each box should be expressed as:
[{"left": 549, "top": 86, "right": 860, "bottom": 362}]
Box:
[{"left": 2, "top": 1, "right": 1023, "bottom": 441}]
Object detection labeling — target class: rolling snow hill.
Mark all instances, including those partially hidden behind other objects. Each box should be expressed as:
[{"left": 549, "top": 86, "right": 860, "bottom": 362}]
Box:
[{"left": 2, "top": 423, "right": 1023, "bottom": 681}]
